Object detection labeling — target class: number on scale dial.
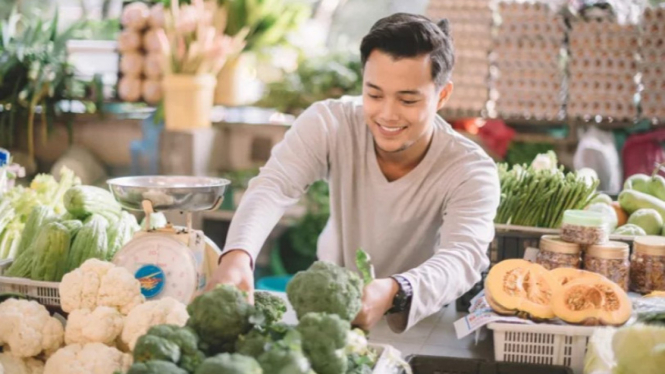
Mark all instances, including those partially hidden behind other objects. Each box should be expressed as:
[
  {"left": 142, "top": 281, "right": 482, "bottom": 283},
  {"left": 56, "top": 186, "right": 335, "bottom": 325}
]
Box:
[{"left": 112, "top": 235, "right": 198, "bottom": 304}]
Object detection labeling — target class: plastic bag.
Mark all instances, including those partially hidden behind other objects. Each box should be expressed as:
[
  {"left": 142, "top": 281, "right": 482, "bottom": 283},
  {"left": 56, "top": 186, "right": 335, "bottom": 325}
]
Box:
[{"left": 573, "top": 126, "right": 622, "bottom": 194}]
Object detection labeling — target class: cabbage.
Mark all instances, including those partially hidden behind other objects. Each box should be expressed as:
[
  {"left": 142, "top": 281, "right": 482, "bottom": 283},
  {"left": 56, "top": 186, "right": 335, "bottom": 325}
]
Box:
[
  {"left": 584, "top": 327, "right": 616, "bottom": 374},
  {"left": 612, "top": 324, "right": 665, "bottom": 374}
]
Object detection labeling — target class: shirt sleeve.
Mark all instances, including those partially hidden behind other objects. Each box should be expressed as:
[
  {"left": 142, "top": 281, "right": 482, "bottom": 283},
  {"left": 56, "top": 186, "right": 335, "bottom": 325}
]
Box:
[
  {"left": 387, "top": 156, "right": 501, "bottom": 333},
  {"left": 221, "top": 101, "right": 338, "bottom": 262}
]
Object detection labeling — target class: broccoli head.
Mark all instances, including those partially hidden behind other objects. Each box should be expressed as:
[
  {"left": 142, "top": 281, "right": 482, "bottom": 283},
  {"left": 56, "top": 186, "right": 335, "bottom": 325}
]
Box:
[
  {"left": 195, "top": 353, "right": 262, "bottom": 374},
  {"left": 127, "top": 360, "right": 188, "bottom": 374},
  {"left": 187, "top": 284, "right": 255, "bottom": 355},
  {"left": 256, "top": 328, "right": 312, "bottom": 374},
  {"left": 297, "top": 312, "right": 351, "bottom": 374},
  {"left": 134, "top": 324, "right": 206, "bottom": 373},
  {"left": 254, "top": 291, "right": 287, "bottom": 326},
  {"left": 236, "top": 323, "right": 300, "bottom": 358},
  {"left": 286, "top": 261, "right": 363, "bottom": 321}
]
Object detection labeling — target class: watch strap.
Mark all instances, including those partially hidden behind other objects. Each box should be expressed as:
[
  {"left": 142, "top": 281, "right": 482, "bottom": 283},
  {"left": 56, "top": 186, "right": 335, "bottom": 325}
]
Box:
[{"left": 387, "top": 275, "right": 413, "bottom": 314}]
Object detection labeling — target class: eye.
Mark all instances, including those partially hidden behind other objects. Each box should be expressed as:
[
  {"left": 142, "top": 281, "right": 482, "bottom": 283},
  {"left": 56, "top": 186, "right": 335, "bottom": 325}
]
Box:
[
  {"left": 401, "top": 99, "right": 418, "bottom": 105},
  {"left": 367, "top": 93, "right": 381, "bottom": 99}
]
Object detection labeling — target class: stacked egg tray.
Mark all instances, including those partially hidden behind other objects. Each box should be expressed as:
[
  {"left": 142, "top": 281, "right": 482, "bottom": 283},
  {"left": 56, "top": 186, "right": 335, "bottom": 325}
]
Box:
[
  {"left": 426, "top": 0, "right": 493, "bottom": 117},
  {"left": 567, "top": 19, "right": 639, "bottom": 121},
  {"left": 640, "top": 7, "right": 665, "bottom": 120},
  {"left": 116, "top": 1, "right": 165, "bottom": 105},
  {"left": 493, "top": 1, "right": 566, "bottom": 120}
]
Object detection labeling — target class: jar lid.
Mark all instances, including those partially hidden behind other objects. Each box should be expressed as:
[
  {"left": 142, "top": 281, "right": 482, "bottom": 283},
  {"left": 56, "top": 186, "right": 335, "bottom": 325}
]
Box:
[
  {"left": 634, "top": 236, "right": 665, "bottom": 256},
  {"left": 540, "top": 235, "right": 582, "bottom": 254},
  {"left": 562, "top": 210, "right": 607, "bottom": 227},
  {"left": 586, "top": 241, "right": 630, "bottom": 260}
]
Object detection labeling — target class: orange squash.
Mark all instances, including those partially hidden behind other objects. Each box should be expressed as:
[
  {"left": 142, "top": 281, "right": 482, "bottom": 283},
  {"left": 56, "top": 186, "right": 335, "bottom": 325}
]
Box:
[
  {"left": 551, "top": 276, "right": 632, "bottom": 326},
  {"left": 550, "top": 268, "right": 605, "bottom": 286},
  {"left": 485, "top": 259, "right": 559, "bottom": 320}
]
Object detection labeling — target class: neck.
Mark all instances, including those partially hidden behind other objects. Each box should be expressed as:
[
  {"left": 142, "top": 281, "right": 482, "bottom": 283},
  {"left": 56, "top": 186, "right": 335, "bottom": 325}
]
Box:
[{"left": 376, "top": 126, "right": 434, "bottom": 170}]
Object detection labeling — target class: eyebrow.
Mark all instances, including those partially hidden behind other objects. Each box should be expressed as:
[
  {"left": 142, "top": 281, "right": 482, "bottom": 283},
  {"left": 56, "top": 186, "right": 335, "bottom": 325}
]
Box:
[{"left": 365, "top": 82, "right": 422, "bottom": 95}]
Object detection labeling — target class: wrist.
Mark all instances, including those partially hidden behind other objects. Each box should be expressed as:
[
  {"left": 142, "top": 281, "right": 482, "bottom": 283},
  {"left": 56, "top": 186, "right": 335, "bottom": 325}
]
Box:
[{"left": 219, "top": 249, "right": 253, "bottom": 268}]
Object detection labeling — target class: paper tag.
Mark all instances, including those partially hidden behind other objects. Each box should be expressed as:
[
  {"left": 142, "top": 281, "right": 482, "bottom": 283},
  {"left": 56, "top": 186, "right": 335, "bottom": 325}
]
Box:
[
  {"left": 523, "top": 247, "right": 540, "bottom": 262},
  {"left": 454, "top": 291, "right": 535, "bottom": 339}
]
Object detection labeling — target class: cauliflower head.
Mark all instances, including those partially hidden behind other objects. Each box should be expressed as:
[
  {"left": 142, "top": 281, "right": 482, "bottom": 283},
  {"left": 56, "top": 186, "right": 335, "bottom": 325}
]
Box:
[
  {"left": 297, "top": 312, "right": 350, "bottom": 374},
  {"left": 98, "top": 267, "right": 144, "bottom": 315},
  {"left": 65, "top": 307, "right": 124, "bottom": 346},
  {"left": 121, "top": 297, "right": 189, "bottom": 350},
  {"left": 286, "top": 261, "right": 363, "bottom": 321},
  {"left": 0, "top": 299, "right": 64, "bottom": 358},
  {"left": 59, "top": 259, "right": 144, "bottom": 315},
  {"left": 186, "top": 284, "right": 255, "bottom": 355},
  {"left": 44, "top": 343, "right": 132, "bottom": 374},
  {"left": 0, "top": 353, "right": 44, "bottom": 374}
]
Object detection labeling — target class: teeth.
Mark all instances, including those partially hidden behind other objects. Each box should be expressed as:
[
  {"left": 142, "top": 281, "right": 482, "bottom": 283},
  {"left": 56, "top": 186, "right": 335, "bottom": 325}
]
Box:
[{"left": 380, "top": 125, "right": 403, "bottom": 132}]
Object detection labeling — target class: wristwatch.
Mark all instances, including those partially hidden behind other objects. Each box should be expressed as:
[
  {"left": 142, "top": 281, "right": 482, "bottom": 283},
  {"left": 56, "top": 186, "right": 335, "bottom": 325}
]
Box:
[{"left": 387, "top": 275, "right": 413, "bottom": 314}]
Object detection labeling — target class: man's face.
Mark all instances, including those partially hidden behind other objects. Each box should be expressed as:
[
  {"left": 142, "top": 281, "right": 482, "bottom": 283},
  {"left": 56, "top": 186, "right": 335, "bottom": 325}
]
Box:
[{"left": 362, "top": 50, "right": 451, "bottom": 154}]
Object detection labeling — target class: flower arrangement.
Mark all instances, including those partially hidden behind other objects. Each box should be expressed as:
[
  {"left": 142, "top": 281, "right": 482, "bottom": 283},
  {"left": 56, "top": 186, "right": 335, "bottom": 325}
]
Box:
[{"left": 155, "top": 0, "right": 248, "bottom": 76}]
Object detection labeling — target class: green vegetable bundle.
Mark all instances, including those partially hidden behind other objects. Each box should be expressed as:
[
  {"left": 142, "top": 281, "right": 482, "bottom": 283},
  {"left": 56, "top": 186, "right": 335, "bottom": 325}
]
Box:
[{"left": 495, "top": 163, "right": 600, "bottom": 228}]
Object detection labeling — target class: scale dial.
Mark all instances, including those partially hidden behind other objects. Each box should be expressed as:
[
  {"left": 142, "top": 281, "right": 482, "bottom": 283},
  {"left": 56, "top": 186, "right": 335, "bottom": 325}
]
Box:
[{"left": 113, "top": 234, "right": 198, "bottom": 304}]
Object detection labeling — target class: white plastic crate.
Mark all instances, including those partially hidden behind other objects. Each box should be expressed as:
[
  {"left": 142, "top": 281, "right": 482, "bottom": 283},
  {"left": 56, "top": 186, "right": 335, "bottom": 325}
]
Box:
[
  {"left": 488, "top": 322, "right": 596, "bottom": 374},
  {"left": 0, "top": 259, "right": 61, "bottom": 307}
]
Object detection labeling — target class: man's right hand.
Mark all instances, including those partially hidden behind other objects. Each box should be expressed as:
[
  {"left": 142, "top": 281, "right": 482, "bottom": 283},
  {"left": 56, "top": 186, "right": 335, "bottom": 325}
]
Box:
[{"left": 207, "top": 249, "right": 255, "bottom": 304}]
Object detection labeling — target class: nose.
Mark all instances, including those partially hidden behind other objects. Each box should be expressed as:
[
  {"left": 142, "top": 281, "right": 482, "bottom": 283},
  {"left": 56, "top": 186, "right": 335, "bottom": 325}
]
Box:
[{"left": 378, "top": 99, "right": 399, "bottom": 122}]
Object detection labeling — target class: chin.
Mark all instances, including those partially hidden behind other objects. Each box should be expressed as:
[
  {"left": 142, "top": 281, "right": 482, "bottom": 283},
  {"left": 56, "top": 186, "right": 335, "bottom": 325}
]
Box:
[{"left": 374, "top": 138, "right": 408, "bottom": 153}]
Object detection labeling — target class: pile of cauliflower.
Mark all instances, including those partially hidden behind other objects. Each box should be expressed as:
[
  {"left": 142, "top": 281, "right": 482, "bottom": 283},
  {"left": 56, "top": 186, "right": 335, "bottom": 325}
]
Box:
[{"left": 0, "top": 259, "right": 190, "bottom": 374}]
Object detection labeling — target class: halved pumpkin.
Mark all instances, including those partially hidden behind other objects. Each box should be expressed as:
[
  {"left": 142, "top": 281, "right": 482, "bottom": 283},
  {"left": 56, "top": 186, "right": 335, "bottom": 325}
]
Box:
[
  {"left": 485, "top": 259, "right": 559, "bottom": 320},
  {"left": 551, "top": 277, "right": 632, "bottom": 326},
  {"left": 550, "top": 268, "right": 605, "bottom": 286}
]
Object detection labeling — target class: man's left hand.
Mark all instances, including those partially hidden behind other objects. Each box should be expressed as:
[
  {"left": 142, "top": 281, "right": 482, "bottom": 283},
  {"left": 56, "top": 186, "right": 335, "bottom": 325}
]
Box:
[{"left": 352, "top": 278, "right": 399, "bottom": 331}]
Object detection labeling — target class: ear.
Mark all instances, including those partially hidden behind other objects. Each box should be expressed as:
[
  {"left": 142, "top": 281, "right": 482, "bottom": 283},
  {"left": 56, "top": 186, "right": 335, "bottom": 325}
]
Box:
[{"left": 436, "top": 82, "right": 454, "bottom": 110}]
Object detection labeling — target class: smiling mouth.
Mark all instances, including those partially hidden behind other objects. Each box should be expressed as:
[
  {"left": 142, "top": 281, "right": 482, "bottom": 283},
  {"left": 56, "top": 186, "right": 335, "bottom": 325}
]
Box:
[{"left": 377, "top": 123, "right": 407, "bottom": 134}]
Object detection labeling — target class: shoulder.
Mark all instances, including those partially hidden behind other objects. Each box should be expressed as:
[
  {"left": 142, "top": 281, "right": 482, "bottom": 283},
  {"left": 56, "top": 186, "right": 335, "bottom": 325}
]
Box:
[{"left": 433, "top": 117, "right": 500, "bottom": 187}]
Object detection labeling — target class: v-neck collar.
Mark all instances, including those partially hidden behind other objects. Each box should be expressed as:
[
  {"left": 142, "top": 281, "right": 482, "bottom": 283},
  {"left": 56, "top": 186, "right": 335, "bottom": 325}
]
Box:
[{"left": 367, "top": 120, "right": 441, "bottom": 187}]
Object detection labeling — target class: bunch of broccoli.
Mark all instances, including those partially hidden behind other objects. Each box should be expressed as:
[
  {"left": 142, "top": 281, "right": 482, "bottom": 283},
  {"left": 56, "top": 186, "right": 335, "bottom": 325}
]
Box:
[{"left": 123, "top": 260, "right": 377, "bottom": 374}]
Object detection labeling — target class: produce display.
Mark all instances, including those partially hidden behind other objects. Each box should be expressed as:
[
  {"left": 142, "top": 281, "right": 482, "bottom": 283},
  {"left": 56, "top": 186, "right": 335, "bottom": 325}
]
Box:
[
  {"left": 485, "top": 259, "right": 632, "bottom": 327},
  {"left": 586, "top": 165, "right": 665, "bottom": 238},
  {"left": 495, "top": 151, "right": 599, "bottom": 228},
  {"left": 0, "top": 167, "right": 79, "bottom": 260},
  {"left": 0, "top": 254, "right": 383, "bottom": 374},
  {"left": 3, "top": 180, "right": 140, "bottom": 282}
]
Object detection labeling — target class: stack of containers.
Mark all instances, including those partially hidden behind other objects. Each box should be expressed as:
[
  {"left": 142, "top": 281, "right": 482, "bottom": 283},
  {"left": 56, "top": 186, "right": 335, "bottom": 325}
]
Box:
[
  {"left": 426, "top": 0, "right": 493, "bottom": 117},
  {"left": 493, "top": 1, "right": 565, "bottom": 120},
  {"left": 640, "top": 7, "right": 665, "bottom": 120},
  {"left": 567, "top": 19, "right": 639, "bottom": 121},
  {"left": 536, "top": 210, "right": 631, "bottom": 292},
  {"left": 116, "top": 2, "right": 165, "bottom": 105}
]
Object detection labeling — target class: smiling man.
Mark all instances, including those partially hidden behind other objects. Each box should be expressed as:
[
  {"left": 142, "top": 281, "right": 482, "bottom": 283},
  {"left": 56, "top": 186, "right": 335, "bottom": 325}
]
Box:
[{"left": 210, "top": 13, "right": 501, "bottom": 333}]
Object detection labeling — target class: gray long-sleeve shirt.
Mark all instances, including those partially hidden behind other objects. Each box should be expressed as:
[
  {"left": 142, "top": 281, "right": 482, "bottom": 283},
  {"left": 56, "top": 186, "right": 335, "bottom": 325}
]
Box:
[{"left": 222, "top": 96, "right": 501, "bottom": 332}]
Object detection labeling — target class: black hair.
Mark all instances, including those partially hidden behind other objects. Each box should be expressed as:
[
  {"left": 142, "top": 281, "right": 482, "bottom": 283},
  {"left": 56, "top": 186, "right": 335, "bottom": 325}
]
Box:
[{"left": 360, "top": 13, "right": 455, "bottom": 87}]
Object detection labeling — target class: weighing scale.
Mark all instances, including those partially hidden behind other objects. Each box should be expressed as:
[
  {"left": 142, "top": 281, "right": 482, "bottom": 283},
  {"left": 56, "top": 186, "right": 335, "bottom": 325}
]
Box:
[{"left": 107, "top": 176, "right": 230, "bottom": 304}]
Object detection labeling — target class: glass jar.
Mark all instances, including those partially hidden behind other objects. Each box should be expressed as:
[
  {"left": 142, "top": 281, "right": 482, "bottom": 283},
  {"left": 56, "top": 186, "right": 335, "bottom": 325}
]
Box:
[
  {"left": 630, "top": 236, "right": 665, "bottom": 294},
  {"left": 584, "top": 241, "right": 630, "bottom": 291},
  {"left": 536, "top": 235, "right": 582, "bottom": 270},
  {"left": 560, "top": 210, "right": 609, "bottom": 245}
]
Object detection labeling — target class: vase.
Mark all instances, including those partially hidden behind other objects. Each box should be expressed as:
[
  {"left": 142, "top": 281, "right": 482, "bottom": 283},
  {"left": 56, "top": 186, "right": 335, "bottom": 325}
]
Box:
[{"left": 162, "top": 74, "right": 217, "bottom": 130}]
